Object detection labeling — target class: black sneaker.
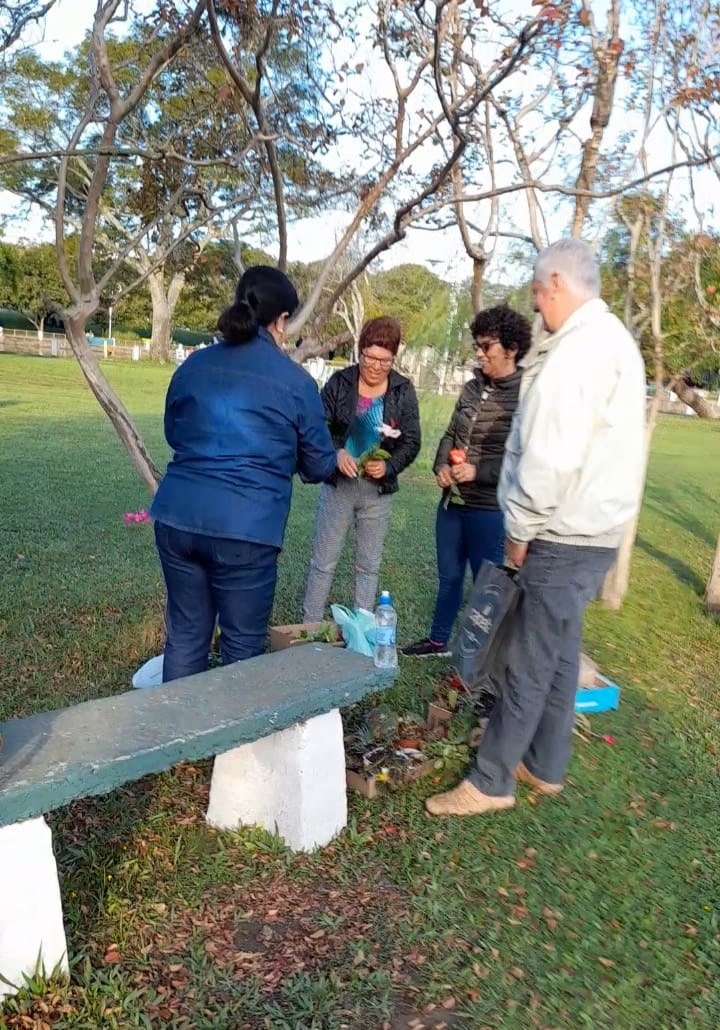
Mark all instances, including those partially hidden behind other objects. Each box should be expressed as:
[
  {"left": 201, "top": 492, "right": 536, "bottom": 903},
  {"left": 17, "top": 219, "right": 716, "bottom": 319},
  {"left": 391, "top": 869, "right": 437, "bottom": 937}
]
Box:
[{"left": 400, "top": 638, "right": 451, "bottom": 658}]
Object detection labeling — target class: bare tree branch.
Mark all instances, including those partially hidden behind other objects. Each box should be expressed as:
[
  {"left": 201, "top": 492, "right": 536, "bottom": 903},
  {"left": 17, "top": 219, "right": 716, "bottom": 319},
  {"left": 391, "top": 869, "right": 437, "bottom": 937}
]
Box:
[
  {"left": 0, "top": 140, "right": 279, "bottom": 169},
  {"left": 0, "top": 0, "right": 59, "bottom": 50},
  {"left": 207, "top": 0, "right": 289, "bottom": 269}
]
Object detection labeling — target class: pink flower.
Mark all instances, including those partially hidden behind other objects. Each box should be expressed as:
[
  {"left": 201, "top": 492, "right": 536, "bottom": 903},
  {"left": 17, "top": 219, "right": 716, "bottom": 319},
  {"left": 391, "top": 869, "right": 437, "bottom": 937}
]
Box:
[
  {"left": 602, "top": 734, "right": 616, "bottom": 745},
  {"left": 123, "top": 510, "right": 150, "bottom": 525}
]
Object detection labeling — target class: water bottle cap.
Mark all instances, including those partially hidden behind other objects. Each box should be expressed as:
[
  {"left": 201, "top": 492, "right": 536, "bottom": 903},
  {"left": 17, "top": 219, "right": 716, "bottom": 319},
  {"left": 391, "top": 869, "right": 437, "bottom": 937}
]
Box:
[{"left": 379, "top": 590, "right": 392, "bottom": 605}]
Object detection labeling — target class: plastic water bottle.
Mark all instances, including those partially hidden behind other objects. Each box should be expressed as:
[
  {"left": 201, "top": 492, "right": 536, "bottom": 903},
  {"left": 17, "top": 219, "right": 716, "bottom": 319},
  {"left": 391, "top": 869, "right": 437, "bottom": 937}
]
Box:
[{"left": 374, "top": 590, "right": 398, "bottom": 669}]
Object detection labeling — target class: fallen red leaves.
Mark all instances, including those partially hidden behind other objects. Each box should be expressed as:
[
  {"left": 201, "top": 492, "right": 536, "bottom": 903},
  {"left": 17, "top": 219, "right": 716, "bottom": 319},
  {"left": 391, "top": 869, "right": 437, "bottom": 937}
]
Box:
[{"left": 131, "top": 867, "right": 412, "bottom": 1019}]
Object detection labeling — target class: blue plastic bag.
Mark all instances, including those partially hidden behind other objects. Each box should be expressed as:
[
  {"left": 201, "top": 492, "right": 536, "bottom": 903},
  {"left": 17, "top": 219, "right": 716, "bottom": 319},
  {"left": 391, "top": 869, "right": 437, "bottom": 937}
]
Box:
[{"left": 330, "top": 605, "right": 376, "bottom": 657}]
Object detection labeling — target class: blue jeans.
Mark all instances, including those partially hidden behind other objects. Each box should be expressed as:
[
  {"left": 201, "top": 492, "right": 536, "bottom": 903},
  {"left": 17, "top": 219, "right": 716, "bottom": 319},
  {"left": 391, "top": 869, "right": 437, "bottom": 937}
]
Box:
[
  {"left": 470, "top": 540, "right": 616, "bottom": 796},
  {"left": 154, "top": 522, "right": 279, "bottom": 682},
  {"left": 429, "top": 502, "right": 505, "bottom": 645}
]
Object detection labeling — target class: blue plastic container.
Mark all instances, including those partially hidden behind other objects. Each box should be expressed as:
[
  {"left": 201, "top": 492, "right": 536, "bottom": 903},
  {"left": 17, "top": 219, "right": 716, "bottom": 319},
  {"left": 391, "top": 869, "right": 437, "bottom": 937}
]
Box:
[{"left": 574, "top": 675, "right": 621, "bottom": 714}]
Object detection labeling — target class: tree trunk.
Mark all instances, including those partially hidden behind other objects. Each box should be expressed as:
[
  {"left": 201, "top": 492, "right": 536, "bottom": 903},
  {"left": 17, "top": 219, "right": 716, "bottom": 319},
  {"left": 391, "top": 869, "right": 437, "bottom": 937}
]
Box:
[
  {"left": 470, "top": 257, "right": 485, "bottom": 314},
  {"left": 571, "top": 0, "right": 621, "bottom": 236},
  {"left": 704, "top": 536, "right": 720, "bottom": 612},
  {"left": 293, "top": 329, "right": 353, "bottom": 363},
  {"left": 599, "top": 391, "right": 661, "bottom": 609},
  {"left": 147, "top": 269, "right": 185, "bottom": 363},
  {"left": 668, "top": 376, "right": 720, "bottom": 419},
  {"left": 437, "top": 348, "right": 450, "bottom": 395},
  {"left": 65, "top": 316, "right": 161, "bottom": 493}
]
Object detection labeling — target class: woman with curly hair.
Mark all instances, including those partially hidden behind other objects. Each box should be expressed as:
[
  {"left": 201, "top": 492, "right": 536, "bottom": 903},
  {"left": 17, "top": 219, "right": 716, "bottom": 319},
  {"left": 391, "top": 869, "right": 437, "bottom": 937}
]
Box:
[{"left": 401, "top": 304, "right": 532, "bottom": 658}]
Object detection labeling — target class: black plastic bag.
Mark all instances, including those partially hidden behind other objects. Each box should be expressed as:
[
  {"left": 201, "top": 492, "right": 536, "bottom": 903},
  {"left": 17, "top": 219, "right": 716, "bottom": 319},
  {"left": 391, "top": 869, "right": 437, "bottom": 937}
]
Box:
[{"left": 450, "top": 561, "right": 520, "bottom": 694}]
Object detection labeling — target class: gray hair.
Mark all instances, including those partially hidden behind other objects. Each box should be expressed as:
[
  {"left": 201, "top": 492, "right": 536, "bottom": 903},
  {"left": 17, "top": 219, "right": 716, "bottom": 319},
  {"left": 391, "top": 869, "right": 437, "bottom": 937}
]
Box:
[{"left": 534, "top": 239, "right": 601, "bottom": 300}]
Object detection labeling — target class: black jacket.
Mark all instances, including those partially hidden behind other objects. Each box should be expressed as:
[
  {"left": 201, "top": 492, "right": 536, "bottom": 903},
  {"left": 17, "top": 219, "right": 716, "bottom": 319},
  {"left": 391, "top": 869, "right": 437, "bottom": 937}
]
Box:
[
  {"left": 321, "top": 365, "right": 421, "bottom": 494},
  {"left": 433, "top": 368, "right": 521, "bottom": 509}
]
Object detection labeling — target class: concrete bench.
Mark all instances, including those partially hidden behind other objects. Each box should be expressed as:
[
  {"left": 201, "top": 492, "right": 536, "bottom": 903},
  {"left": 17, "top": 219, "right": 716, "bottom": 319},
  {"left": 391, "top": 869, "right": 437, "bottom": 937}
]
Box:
[{"left": 0, "top": 644, "right": 391, "bottom": 998}]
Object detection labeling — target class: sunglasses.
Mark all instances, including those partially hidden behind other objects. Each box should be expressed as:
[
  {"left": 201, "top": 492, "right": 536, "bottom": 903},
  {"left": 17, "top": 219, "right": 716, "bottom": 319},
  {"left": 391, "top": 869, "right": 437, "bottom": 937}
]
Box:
[{"left": 474, "top": 339, "right": 499, "bottom": 354}]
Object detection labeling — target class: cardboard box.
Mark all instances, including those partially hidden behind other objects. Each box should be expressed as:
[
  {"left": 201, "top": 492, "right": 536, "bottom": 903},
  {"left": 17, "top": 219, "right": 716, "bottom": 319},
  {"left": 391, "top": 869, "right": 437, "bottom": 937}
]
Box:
[
  {"left": 578, "top": 651, "right": 599, "bottom": 687},
  {"left": 269, "top": 621, "right": 343, "bottom": 652},
  {"left": 346, "top": 757, "right": 435, "bottom": 799},
  {"left": 575, "top": 674, "right": 621, "bottom": 714},
  {"left": 426, "top": 701, "right": 454, "bottom": 733}
]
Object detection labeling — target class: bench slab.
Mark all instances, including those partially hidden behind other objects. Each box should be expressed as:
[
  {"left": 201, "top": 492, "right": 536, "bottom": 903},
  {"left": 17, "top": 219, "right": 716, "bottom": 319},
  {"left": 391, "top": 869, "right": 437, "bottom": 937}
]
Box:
[{"left": 0, "top": 644, "right": 389, "bottom": 827}]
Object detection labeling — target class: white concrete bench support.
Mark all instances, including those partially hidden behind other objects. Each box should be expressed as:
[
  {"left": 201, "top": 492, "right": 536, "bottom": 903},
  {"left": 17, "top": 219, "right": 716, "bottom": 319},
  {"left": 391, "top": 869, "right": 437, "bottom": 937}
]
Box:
[
  {"left": 0, "top": 817, "right": 68, "bottom": 999},
  {"left": 0, "top": 645, "right": 394, "bottom": 998},
  {"left": 206, "top": 708, "right": 347, "bottom": 851}
]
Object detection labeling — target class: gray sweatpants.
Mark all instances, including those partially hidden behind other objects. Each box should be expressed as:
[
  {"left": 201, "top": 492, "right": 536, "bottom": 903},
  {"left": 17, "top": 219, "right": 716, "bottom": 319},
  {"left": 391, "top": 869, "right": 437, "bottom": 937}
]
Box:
[
  {"left": 303, "top": 477, "right": 392, "bottom": 621},
  {"left": 470, "top": 539, "right": 616, "bottom": 796}
]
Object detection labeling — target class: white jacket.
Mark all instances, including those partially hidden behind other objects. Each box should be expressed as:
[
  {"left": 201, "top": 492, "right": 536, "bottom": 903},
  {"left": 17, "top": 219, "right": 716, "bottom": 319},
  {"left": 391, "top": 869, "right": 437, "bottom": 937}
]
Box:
[{"left": 499, "top": 298, "right": 646, "bottom": 547}]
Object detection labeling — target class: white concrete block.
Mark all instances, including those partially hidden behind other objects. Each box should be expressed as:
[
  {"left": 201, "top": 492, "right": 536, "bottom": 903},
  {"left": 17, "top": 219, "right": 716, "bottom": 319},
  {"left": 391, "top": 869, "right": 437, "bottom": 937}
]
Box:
[
  {"left": 206, "top": 708, "right": 348, "bottom": 852},
  {"left": 0, "top": 817, "right": 68, "bottom": 998}
]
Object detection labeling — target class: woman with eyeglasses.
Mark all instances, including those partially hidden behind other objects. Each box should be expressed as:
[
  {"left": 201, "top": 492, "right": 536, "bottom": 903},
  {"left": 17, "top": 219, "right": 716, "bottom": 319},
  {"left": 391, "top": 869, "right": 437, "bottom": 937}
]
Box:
[
  {"left": 401, "top": 304, "right": 531, "bottom": 658},
  {"left": 303, "top": 316, "right": 421, "bottom": 620}
]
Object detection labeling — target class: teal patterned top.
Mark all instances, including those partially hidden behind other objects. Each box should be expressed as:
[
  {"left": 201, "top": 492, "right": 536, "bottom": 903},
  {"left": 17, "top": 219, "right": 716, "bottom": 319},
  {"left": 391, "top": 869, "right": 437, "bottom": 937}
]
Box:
[{"left": 345, "top": 396, "right": 384, "bottom": 460}]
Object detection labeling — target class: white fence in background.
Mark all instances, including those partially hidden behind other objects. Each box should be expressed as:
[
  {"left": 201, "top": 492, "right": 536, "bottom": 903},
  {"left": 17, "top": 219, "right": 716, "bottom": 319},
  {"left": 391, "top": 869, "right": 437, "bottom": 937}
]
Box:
[
  {"left": 0, "top": 330, "right": 474, "bottom": 395},
  {"left": 0, "top": 330, "right": 152, "bottom": 362},
  {"left": 16, "top": 330, "right": 715, "bottom": 408}
]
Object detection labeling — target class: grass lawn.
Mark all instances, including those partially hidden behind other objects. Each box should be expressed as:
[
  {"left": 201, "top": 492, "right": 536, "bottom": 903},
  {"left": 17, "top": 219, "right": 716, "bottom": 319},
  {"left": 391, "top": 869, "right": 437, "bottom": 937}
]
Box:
[{"left": 0, "top": 353, "right": 719, "bottom": 1030}]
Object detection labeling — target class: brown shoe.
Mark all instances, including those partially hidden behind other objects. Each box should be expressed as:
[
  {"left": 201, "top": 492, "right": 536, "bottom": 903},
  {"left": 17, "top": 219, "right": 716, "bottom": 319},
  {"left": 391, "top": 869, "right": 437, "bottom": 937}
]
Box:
[
  {"left": 515, "top": 762, "right": 563, "bottom": 796},
  {"left": 425, "top": 779, "right": 515, "bottom": 817}
]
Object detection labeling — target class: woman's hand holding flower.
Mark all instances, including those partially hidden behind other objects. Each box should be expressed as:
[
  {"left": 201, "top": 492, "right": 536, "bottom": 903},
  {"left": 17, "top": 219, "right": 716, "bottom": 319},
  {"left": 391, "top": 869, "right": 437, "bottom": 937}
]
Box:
[{"left": 364, "top": 459, "right": 387, "bottom": 479}]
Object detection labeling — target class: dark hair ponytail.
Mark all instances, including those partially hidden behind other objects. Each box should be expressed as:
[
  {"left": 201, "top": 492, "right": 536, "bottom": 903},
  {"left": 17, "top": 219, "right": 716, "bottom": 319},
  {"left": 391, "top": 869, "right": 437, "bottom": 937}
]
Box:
[{"left": 217, "top": 265, "right": 300, "bottom": 345}]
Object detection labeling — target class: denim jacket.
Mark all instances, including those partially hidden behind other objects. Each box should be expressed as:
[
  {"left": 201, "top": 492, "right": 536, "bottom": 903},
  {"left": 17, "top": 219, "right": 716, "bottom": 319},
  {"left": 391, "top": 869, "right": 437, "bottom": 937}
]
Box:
[{"left": 151, "top": 330, "right": 337, "bottom": 548}]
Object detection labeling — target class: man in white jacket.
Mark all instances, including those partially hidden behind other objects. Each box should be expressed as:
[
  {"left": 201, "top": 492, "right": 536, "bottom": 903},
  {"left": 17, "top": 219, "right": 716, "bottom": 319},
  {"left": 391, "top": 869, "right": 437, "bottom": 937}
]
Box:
[{"left": 427, "top": 238, "right": 646, "bottom": 817}]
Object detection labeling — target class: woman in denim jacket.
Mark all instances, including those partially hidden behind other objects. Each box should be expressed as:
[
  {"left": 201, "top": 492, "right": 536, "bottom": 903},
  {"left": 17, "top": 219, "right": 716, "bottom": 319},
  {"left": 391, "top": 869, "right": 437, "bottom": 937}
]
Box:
[{"left": 151, "top": 266, "right": 338, "bottom": 681}]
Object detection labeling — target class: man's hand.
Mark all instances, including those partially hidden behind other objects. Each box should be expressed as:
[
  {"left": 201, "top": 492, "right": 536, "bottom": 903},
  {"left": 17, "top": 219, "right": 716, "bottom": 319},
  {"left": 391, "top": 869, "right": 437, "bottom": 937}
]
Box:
[
  {"left": 337, "top": 448, "right": 358, "bottom": 478},
  {"left": 435, "top": 464, "right": 453, "bottom": 488},
  {"left": 364, "top": 459, "right": 387, "bottom": 479},
  {"left": 450, "top": 462, "right": 476, "bottom": 484},
  {"left": 505, "top": 539, "right": 528, "bottom": 569}
]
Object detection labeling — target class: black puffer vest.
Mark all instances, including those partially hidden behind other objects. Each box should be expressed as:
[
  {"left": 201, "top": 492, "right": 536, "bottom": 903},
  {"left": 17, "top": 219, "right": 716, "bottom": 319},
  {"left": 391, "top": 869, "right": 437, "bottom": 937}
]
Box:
[{"left": 433, "top": 368, "right": 522, "bottom": 509}]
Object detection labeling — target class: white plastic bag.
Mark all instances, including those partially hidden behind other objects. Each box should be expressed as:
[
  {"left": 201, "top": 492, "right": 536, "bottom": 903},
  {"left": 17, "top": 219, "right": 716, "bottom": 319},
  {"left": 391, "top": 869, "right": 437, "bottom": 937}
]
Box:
[{"left": 132, "top": 654, "right": 164, "bottom": 689}]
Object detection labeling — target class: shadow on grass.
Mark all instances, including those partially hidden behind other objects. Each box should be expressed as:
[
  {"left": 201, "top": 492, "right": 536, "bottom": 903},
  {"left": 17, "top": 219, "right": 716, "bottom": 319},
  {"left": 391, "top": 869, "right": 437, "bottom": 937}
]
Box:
[
  {"left": 635, "top": 535, "right": 707, "bottom": 595},
  {"left": 50, "top": 766, "right": 207, "bottom": 961},
  {"left": 643, "top": 483, "right": 718, "bottom": 548}
]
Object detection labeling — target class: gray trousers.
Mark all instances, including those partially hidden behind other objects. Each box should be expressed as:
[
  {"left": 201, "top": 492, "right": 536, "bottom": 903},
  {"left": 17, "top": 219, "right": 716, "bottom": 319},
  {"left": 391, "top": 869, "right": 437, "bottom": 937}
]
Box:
[
  {"left": 470, "top": 539, "right": 616, "bottom": 796},
  {"left": 303, "top": 478, "right": 392, "bottom": 621}
]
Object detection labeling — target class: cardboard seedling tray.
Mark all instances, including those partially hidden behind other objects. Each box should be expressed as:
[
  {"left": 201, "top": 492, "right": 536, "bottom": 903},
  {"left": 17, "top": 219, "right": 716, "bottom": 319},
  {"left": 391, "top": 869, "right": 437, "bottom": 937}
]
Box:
[
  {"left": 346, "top": 756, "right": 435, "bottom": 799},
  {"left": 426, "top": 701, "right": 454, "bottom": 733},
  {"left": 269, "top": 621, "right": 343, "bottom": 652}
]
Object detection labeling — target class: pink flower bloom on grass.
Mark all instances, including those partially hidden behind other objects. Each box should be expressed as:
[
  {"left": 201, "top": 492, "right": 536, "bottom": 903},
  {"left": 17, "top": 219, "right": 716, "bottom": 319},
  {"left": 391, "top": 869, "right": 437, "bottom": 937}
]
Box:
[
  {"left": 123, "top": 510, "right": 150, "bottom": 524},
  {"left": 602, "top": 734, "right": 616, "bottom": 745}
]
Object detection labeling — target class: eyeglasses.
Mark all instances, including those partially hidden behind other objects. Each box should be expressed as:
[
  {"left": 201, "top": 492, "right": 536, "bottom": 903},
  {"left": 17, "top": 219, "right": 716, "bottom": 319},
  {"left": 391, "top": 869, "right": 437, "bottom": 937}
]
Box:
[
  {"left": 474, "top": 338, "right": 500, "bottom": 354},
  {"left": 360, "top": 353, "right": 394, "bottom": 370}
]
